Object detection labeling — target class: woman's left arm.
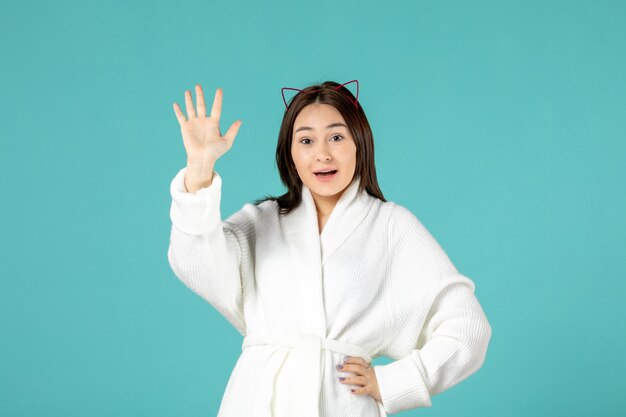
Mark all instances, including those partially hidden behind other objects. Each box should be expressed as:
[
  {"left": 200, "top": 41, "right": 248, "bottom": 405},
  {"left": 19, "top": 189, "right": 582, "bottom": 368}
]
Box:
[
  {"left": 373, "top": 278, "right": 491, "bottom": 414},
  {"left": 372, "top": 204, "right": 492, "bottom": 415}
]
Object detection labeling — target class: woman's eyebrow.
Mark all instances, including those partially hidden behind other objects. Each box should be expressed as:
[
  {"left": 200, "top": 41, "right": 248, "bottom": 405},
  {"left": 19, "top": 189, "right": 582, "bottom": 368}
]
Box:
[{"left": 294, "top": 122, "right": 347, "bottom": 133}]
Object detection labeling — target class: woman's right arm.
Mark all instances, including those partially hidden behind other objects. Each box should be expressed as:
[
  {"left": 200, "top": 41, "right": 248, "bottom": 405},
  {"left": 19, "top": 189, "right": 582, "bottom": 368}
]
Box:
[
  {"left": 168, "top": 166, "right": 253, "bottom": 336},
  {"left": 167, "top": 84, "right": 248, "bottom": 334}
]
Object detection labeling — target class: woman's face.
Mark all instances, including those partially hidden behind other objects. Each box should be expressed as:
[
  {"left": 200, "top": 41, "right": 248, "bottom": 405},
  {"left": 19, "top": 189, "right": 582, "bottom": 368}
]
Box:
[{"left": 291, "top": 103, "right": 357, "bottom": 208}]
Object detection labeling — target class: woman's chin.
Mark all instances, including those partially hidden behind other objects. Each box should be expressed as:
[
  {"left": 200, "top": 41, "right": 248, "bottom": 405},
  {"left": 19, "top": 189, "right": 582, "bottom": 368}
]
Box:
[{"left": 306, "top": 181, "right": 348, "bottom": 198}]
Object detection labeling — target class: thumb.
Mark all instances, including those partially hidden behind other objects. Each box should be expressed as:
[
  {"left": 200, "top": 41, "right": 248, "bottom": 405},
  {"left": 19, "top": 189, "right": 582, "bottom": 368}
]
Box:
[{"left": 224, "top": 120, "right": 243, "bottom": 148}]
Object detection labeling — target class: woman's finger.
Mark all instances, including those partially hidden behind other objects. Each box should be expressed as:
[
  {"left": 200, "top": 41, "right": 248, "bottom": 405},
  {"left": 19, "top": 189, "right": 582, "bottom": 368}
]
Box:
[
  {"left": 339, "top": 375, "right": 368, "bottom": 386},
  {"left": 340, "top": 364, "right": 367, "bottom": 376},
  {"left": 223, "top": 120, "right": 242, "bottom": 148},
  {"left": 350, "top": 386, "right": 367, "bottom": 394},
  {"left": 343, "top": 356, "right": 371, "bottom": 369},
  {"left": 172, "top": 102, "right": 186, "bottom": 125},
  {"left": 210, "top": 87, "right": 222, "bottom": 121},
  {"left": 185, "top": 90, "right": 196, "bottom": 119},
  {"left": 196, "top": 84, "right": 206, "bottom": 117}
]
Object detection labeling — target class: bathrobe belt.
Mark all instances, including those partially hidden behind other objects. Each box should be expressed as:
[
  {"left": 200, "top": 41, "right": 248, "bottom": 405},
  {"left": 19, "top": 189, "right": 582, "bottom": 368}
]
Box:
[{"left": 242, "top": 333, "right": 375, "bottom": 417}]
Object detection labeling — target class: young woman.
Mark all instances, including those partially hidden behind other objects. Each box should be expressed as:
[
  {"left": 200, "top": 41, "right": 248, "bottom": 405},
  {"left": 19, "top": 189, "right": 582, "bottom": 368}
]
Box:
[{"left": 167, "top": 80, "right": 492, "bottom": 417}]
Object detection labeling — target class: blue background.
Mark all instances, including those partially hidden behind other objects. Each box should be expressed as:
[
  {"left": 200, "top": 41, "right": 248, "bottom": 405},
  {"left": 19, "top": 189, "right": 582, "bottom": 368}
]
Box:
[{"left": 1, "top": 0, "right": 624, "bottom": 416}]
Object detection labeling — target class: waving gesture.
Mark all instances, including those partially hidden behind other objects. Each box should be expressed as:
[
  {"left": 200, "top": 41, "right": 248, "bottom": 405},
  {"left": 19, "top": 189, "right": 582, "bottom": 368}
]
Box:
[{"left": 173, "top": 84, "right": 243, "bottom": 192}]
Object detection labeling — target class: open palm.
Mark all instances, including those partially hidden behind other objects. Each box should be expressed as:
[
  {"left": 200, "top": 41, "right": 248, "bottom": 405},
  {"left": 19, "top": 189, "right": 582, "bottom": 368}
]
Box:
[{"left": 173, "top": 84, "right": 242, "bottom": 163}]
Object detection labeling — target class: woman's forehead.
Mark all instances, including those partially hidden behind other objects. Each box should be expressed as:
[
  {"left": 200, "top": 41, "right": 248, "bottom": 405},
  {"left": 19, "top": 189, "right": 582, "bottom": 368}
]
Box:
[{"left": 294, "top": 104, "right": 346, "bottom": 130}]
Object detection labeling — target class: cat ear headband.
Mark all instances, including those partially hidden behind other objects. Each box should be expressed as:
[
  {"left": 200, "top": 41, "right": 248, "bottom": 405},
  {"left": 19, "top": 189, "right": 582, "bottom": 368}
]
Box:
[{"left": 281, "top": 79, "right": 360, "bottom": 109}]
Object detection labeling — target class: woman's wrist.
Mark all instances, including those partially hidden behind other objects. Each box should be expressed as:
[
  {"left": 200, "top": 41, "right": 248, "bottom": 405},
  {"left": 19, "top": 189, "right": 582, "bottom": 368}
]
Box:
[{"left": 185, "top": 159, "right": 216, "bottom": 192}]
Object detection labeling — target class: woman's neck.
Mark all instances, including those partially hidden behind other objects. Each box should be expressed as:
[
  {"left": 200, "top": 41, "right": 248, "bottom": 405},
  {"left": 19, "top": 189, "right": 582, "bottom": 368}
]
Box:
[{"left": 313, "top": 195, "right": 339, "bottom": 218}]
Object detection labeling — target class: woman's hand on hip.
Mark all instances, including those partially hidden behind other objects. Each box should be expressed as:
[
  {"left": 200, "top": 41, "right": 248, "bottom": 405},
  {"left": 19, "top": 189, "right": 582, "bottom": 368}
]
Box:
[{"left": 336, "top": 356, "right": 382, "bottom": 402}]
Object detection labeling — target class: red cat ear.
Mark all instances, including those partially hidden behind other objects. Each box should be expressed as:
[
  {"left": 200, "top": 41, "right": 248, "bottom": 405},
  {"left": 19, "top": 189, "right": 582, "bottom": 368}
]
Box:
[
  {"left": 281, "top": 87, "right": 303, "bottom": 109},
  {"left": 334, "top": 79, "right": 359, "bottom": 108}
]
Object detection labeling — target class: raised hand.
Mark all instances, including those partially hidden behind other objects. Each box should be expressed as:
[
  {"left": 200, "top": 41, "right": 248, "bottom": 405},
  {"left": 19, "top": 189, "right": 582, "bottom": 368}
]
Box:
[{"left": 173, "top": 84, "right": 242, "bottom": 192}]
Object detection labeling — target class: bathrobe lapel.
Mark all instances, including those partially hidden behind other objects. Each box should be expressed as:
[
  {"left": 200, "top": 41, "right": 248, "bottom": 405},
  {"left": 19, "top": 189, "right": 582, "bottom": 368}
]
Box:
[
  {"left": 255, "top": 176, "right": 380, "bottom": 417},
  {"left": 318, "top": 176, "right": 375, "bottom": 267},
  {"left": 280, "top": 176, "right": 375, "bottom": 337}
]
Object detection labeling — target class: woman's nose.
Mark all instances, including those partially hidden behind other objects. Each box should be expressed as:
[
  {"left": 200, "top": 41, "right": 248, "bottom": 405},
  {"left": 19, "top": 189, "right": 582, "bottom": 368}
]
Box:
[
  {"left": 315, "top": 145, "right": 332, "bottom": 161},
  {"left": 316, "top": 152, "right": 331, "bottom": 161}
]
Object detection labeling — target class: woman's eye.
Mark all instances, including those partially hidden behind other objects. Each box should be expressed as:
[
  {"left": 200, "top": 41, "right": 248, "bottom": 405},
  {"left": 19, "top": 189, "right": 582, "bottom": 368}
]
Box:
[{"left": 299, "top": 135, "right": 342, "bottom": 144}]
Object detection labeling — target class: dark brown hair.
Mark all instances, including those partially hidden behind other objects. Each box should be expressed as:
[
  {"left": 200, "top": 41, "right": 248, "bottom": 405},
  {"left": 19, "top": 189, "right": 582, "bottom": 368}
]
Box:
[{"left": 254, "top": 80, "right": 386, "bottom": 214}]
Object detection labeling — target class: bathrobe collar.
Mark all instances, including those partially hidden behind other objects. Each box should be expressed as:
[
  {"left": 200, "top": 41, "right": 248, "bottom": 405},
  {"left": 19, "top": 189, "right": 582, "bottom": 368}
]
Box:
[
  {"left": 280, "top": 175, "right": 377, "bottom": 337},
  {"left": 282, "top": 175, "right": 376, "bottom": 267}
]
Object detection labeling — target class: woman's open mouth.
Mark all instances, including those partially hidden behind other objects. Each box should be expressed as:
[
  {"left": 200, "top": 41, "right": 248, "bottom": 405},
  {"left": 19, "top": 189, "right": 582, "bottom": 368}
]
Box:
[{"left": 314, "top": 170, "right": 338, "bottom": 181}]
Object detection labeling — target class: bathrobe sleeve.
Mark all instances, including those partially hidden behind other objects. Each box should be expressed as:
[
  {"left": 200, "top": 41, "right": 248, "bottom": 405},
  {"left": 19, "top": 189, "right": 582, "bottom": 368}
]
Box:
[
  {"left": 167, "top": 166, "right": 257, "bottom": 336},
  {"left": 373, "top": 204, "right": 492, "bottom": 415}
]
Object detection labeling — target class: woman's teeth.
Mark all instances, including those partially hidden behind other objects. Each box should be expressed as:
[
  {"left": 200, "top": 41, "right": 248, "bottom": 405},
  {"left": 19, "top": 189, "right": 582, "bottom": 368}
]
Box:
[{"left": 315, "top": 170, "right": 337, "bottom": 176}]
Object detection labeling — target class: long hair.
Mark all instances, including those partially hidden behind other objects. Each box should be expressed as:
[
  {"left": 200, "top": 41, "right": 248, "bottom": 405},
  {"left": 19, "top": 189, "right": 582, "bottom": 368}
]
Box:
[{"left": 254, "top": 80, "right": 386, "bottom": 214}]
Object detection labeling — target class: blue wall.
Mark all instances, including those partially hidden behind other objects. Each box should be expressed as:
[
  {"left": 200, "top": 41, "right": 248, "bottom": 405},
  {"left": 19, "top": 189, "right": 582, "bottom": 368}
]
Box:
[{"left": 1, "top": 0, "right": 624, "bottom": 415}]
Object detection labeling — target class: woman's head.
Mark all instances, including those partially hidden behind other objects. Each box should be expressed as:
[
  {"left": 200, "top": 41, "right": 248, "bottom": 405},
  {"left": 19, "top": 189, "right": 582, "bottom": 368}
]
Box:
[
  {"left": 255, "top": 80, "right": 385, "bottom": 214},
  {"left": 290, "top": 102, "right": 357, "bottom": 210}
]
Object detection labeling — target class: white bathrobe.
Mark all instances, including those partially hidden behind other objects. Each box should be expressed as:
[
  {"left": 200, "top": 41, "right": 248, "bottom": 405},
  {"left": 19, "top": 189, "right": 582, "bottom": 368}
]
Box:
[{"left": 167, "top": 167, "right": 492, "bottom": 417}]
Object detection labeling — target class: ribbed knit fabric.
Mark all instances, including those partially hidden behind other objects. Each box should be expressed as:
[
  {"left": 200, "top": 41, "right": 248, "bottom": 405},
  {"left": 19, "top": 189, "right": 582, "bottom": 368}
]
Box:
[{"left": 167, "top": 166, "right": 492, "bottom": 416}]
